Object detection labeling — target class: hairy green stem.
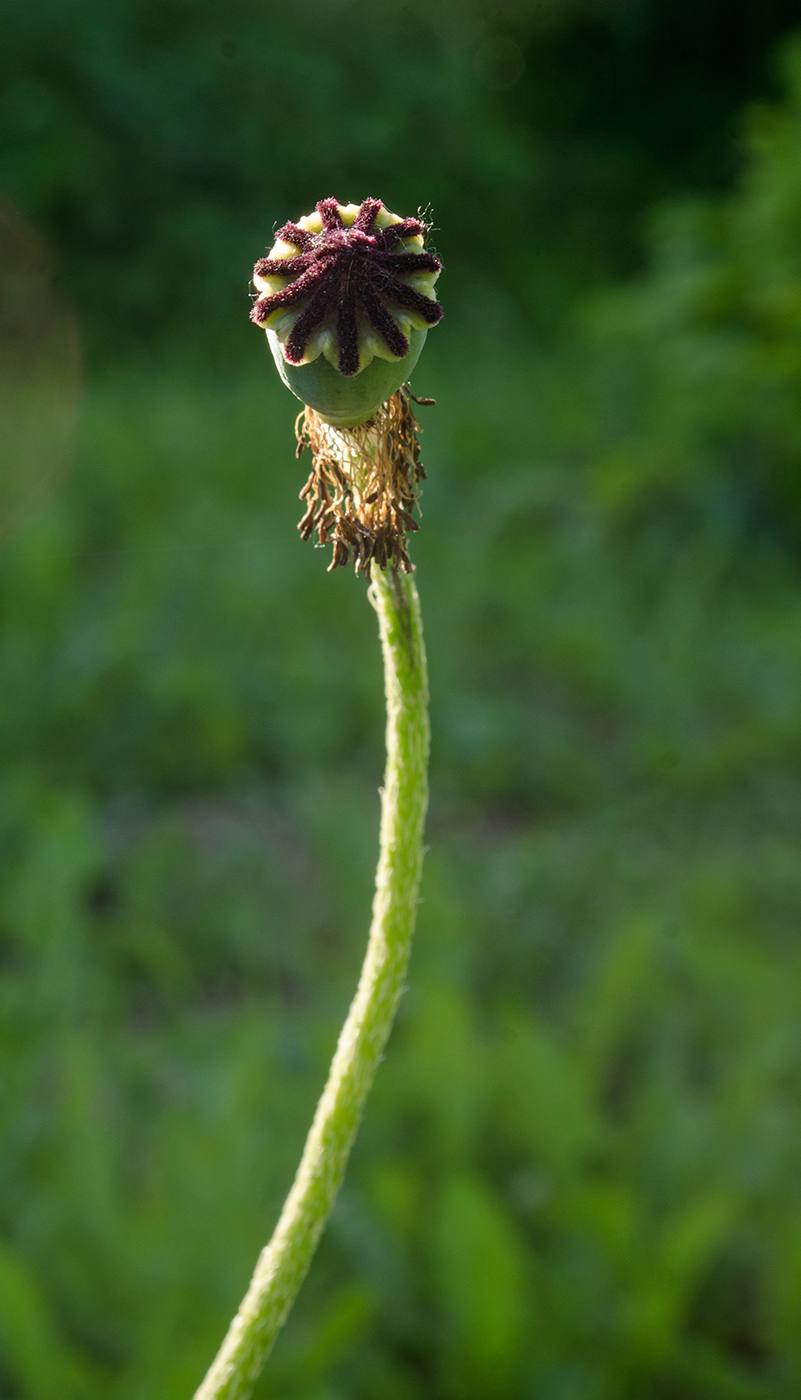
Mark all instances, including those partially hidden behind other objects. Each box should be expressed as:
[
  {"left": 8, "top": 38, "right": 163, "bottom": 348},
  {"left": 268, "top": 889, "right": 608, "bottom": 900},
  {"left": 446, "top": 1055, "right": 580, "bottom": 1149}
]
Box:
[{"left": 194, "top": 566, "right": 429, "bottom": 1400}]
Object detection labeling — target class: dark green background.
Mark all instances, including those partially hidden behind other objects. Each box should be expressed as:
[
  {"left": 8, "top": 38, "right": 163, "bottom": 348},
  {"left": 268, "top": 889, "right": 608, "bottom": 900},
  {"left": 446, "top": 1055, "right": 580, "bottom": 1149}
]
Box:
[{"left": 3, "top": 1, "right": 801, "bottom": 1396}]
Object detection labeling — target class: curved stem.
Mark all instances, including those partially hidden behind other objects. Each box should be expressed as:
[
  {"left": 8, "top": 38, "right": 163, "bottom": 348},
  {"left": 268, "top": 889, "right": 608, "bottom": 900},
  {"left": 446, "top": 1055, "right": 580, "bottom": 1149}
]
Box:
[{"left": 194, "top": 566, "right": 429, "bottom": 1400}]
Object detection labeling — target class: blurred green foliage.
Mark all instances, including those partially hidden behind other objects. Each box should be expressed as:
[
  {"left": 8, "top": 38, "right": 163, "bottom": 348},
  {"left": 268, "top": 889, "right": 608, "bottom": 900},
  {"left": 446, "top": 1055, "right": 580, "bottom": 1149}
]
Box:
[
  {"left": 1, "top": 0, "right": 799, "bottom": 333},
  {"left": 5, "top": 1, "right": 801, "bottom": 1397}
]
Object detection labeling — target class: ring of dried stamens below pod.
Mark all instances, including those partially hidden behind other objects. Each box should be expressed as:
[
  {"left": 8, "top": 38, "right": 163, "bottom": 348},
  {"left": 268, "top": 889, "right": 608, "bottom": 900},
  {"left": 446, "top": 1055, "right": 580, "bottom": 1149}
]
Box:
[{"left": 295, "top": 387, "right": 432, "bottom": 579}]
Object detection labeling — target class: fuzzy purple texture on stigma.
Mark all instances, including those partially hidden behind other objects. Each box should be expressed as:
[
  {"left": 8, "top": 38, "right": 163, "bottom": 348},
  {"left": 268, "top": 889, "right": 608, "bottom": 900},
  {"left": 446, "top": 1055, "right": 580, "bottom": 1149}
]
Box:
[{"left": 250, "top": 197, "right": 443, "bottom": 377}]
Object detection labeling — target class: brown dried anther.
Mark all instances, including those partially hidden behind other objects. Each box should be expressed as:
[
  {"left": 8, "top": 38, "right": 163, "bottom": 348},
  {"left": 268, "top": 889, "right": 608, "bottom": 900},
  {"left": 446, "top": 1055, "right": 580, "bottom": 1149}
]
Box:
[{"left": 295, "top": 386, "right": 429, "bottom": 578}]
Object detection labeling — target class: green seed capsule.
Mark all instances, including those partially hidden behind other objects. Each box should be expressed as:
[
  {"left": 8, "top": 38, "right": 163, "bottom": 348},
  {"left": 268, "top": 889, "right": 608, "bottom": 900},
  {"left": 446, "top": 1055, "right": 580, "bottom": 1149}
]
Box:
[
  {"left": 267, "top": 327, "right": 427, "bottom": 428},
  {"left": 250, "top": 197, "right": 442, "bottom": 427}
]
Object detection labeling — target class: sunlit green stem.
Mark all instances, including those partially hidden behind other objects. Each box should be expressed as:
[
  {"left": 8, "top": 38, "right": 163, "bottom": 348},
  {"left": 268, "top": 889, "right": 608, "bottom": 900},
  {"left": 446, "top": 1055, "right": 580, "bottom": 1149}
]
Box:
[{"left": 194, "top": 566, "right": 429, "bottom": 1400}]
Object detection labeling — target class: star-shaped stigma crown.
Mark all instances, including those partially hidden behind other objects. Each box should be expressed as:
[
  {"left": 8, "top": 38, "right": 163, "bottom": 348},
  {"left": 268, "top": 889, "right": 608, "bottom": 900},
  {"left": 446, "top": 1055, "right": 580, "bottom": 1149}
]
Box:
[{"left": 250, "top": 197, "right": 443, "bottom": 377}]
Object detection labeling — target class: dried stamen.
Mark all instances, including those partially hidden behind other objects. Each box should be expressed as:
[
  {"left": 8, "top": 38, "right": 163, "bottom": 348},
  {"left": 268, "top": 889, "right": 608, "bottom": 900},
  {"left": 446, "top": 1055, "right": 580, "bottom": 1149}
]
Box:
[{"left": 295, "top": 386, "right": 428, "bottom": 578}]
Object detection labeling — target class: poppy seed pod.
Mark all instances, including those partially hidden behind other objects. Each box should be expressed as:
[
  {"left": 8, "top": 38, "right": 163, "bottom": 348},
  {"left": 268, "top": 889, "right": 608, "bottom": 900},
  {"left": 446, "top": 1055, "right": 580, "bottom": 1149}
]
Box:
[{"left": 250, "top": 197, "right": 442, "bottom": 428}]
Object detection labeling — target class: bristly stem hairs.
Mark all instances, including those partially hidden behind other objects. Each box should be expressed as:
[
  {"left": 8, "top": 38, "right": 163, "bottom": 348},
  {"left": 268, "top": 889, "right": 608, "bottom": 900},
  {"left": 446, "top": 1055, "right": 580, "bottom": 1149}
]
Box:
[{"left": 193, "top": 198, "right": 441, "bottom": 1399}]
